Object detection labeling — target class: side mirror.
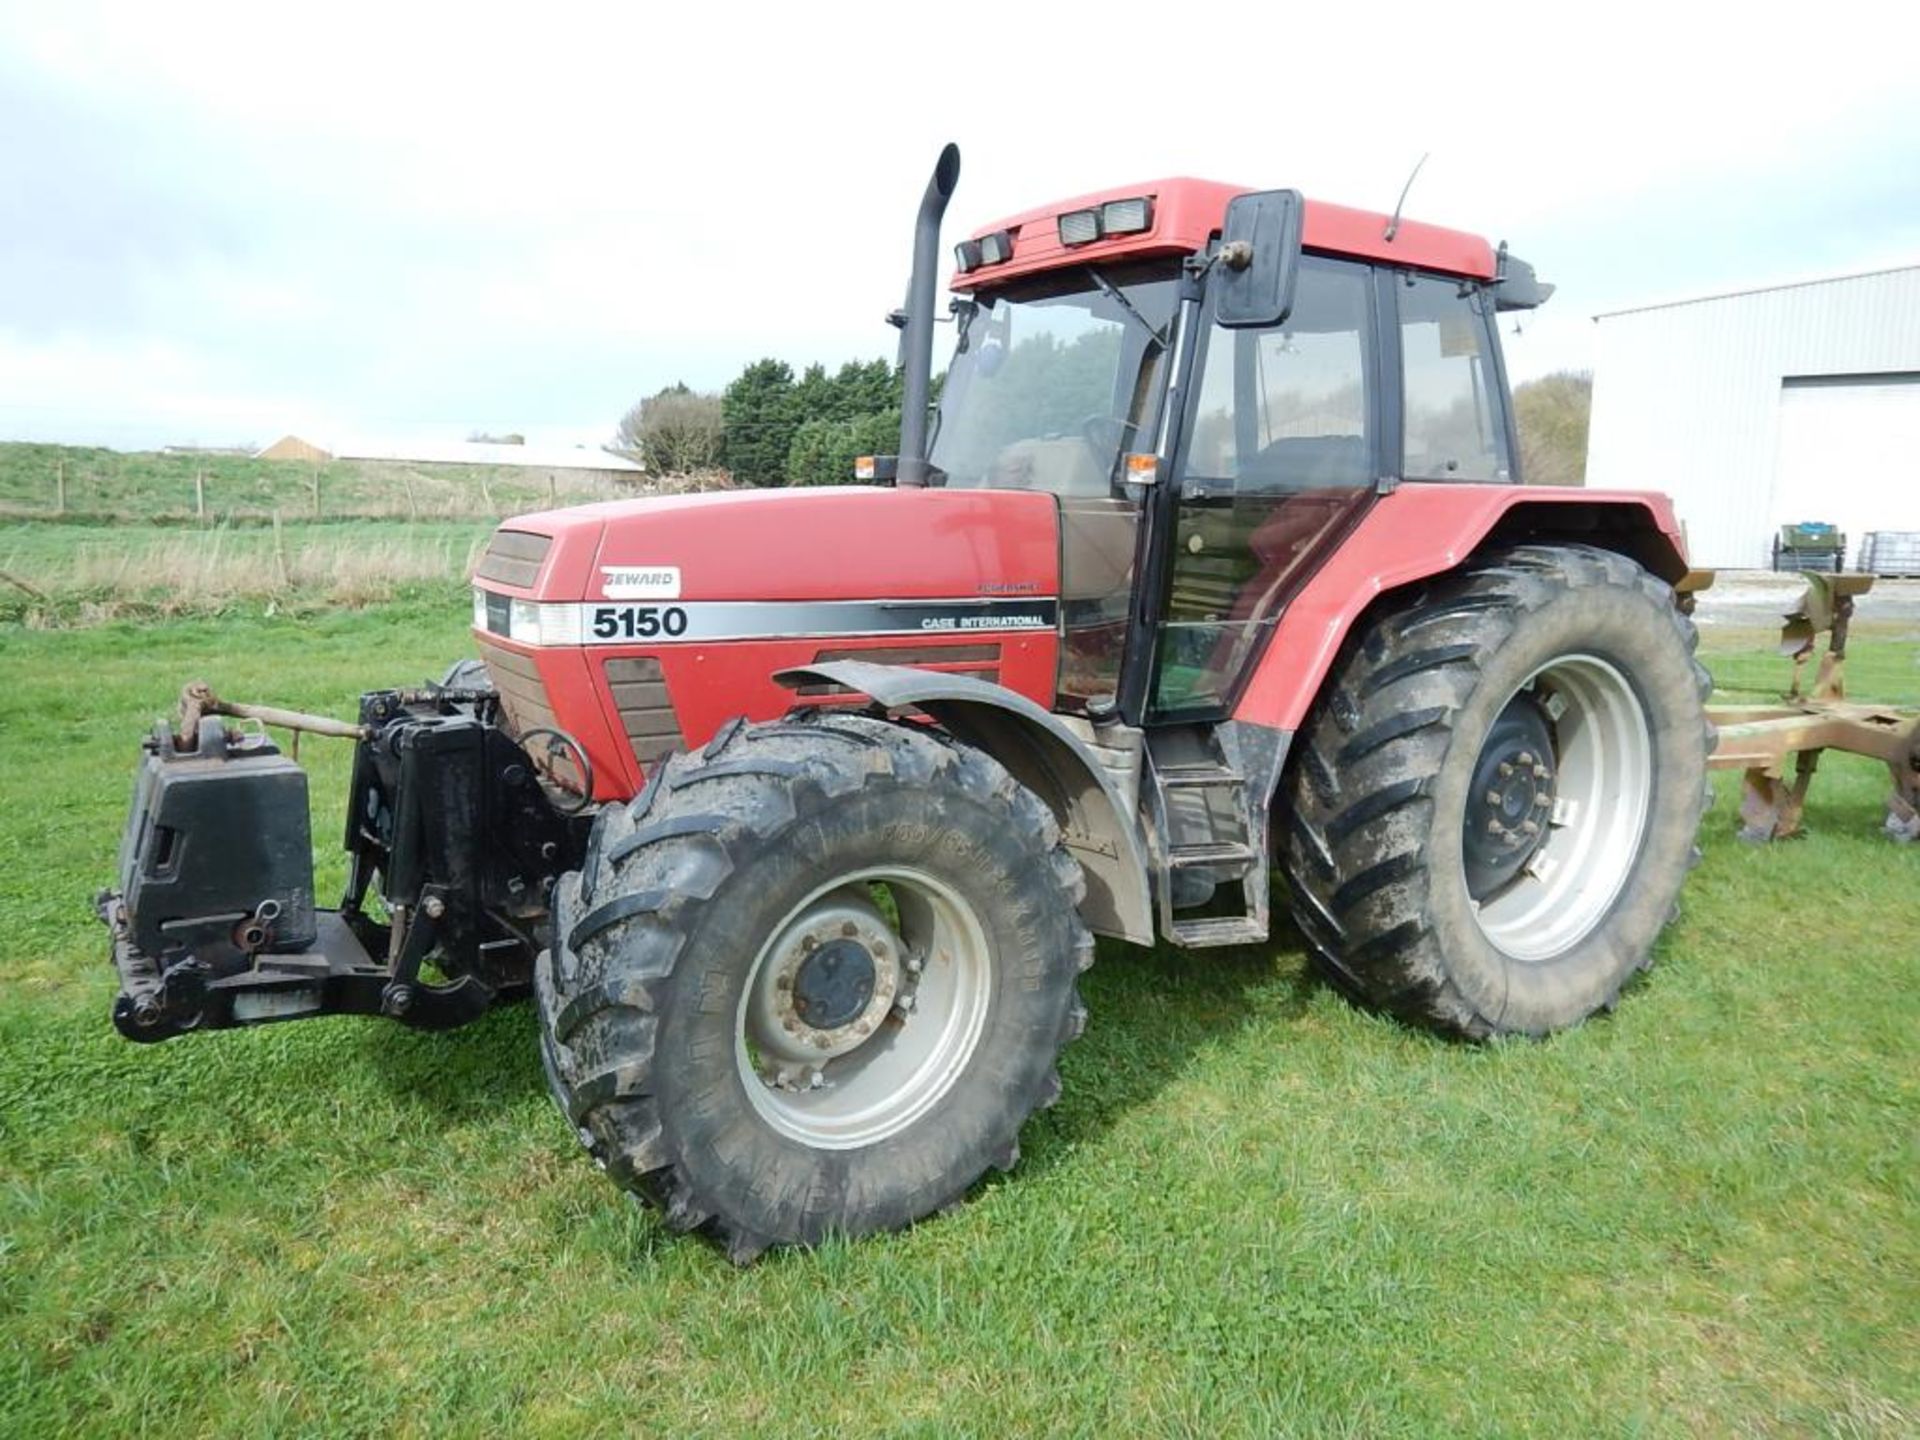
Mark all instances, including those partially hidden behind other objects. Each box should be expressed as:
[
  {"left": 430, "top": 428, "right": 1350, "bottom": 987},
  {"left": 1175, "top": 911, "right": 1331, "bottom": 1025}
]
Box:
[{"left": 1215, "top": 189, "right": 1304, "bottom": 329}]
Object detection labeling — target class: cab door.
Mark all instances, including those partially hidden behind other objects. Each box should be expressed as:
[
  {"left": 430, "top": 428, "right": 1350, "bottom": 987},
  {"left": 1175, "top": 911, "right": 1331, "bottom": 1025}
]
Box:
[{"left": 1149, "top": 254, "right": 1385, "bottom": 718}]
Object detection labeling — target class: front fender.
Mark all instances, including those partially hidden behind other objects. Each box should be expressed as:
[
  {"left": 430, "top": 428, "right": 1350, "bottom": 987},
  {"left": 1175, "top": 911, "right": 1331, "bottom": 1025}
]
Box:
[{"left": 775, "top": 661, "right": 1154, "bottom": 944}]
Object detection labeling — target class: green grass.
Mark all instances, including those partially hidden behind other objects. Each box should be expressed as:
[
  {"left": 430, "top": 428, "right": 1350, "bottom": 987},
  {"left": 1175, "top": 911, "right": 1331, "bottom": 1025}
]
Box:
[
  {"left": 1, "top": 614, "right": 1915, "bottom": 1436},
  {"left": 0, "top": 520, "right": 487, "bottom": 625}
]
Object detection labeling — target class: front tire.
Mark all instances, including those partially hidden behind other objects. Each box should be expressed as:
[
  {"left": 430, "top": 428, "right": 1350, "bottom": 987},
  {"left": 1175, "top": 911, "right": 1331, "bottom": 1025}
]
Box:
[
  {"left": 1279, "top": 545, "right": 1713, "bottom": 1038},
  {"left": 536, "top": 711, "right": 1092, "bottom": 1261}
]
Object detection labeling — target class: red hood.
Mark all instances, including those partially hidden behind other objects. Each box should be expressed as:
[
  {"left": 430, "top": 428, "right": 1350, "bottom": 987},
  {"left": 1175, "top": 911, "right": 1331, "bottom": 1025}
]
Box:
[{"left": 478, "top": 486, "right": 1062, "bottom": 604}]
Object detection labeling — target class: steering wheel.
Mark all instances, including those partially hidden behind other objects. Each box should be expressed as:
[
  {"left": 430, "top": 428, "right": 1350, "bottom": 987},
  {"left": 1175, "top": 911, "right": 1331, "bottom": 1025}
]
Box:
[{"left": 1079, "top": 413, "right": 1137, "bottom": 457}]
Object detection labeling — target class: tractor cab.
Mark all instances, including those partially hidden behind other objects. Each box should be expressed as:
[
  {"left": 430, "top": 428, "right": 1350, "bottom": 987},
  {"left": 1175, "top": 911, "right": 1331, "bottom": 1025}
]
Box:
[{"left": 925, "top": 177, "right": 1531, "bottom": 724}]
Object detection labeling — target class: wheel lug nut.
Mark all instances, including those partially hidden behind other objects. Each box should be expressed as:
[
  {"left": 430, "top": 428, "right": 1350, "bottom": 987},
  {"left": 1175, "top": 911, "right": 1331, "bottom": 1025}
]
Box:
[
  {"left": 1533, "top": 764, "right": 1550, "bottom": 781},
  {"left": 1521, "top": 820, "right": 1540, "bottom": 836},
  {"left": 1485, "top": 788, "right": 1503, "bottom": 806},
  {"left": 841, "top": 922, "right": 858, "bottom": 938},
  {"left": 1517, "top": 751, "right": 1535, "bottom": 767},
  {"left": 1498, "top": 761, "right": 1515, "bottom": 778}
]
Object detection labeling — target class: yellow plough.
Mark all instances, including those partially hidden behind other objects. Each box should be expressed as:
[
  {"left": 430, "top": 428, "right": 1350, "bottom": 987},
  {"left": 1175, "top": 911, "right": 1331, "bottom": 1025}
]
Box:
[{"left": 1685, "top": 572, "right": 1920, "bottom": 843}]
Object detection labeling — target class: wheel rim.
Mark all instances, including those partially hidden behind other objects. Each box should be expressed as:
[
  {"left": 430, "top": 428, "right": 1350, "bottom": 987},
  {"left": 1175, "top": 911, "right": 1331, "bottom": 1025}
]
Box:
[
  {"left": 1463, "top": 654, "right": 1653, "bottom": 962},
  {"left": 735, "top": 866, "right": 993, "bottom": 1149}
]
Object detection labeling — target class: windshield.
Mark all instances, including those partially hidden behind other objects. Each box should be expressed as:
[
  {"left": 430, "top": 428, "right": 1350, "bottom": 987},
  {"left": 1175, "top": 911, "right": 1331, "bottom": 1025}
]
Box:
[{"left": 929, "top": 262, "right": 1181, "bottom": 496}]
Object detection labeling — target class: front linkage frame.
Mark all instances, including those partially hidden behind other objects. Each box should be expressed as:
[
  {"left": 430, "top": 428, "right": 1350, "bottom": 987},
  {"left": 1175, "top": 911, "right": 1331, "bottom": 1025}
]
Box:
[{"left": 97, "top": 678, "right": 589, "bottom": 1042}]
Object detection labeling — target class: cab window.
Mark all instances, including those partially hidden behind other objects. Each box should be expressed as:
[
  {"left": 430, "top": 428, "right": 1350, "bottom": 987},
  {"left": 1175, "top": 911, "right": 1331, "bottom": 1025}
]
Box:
[{"left": 1398, "top": 273, "right": 1510, "bottom": 480}]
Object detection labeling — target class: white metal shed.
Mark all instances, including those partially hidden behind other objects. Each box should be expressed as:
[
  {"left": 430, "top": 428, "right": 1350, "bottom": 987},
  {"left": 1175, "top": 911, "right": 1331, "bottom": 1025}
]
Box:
[{"left": 1587, "top": 265, "right": 1920, "bottom": 569}]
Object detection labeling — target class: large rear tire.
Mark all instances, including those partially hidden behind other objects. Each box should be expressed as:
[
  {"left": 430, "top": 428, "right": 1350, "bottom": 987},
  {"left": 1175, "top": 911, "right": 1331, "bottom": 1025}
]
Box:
[
  {"left": 536, "top": 711, "right": 1093, "bottom": 1261},
  {"left": 1278, "top": 544, "right": 1713, "bottom": 1039}
]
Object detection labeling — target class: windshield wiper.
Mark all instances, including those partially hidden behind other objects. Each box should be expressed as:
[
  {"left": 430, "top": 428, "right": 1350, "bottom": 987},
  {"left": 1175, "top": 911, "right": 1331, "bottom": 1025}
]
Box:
[{"left": 1086, "top": 267, "right": 1167, "bottom": 350}]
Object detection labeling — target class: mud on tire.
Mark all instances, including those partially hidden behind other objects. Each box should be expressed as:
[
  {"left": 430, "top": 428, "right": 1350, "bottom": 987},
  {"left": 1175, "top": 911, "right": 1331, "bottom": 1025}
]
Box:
[
  {"left": 1278, "top": 544, "right": 1714, "bottom": 1039},
  {"left": 535, "top": 710, "right": 1093, "bottom": 1262}
]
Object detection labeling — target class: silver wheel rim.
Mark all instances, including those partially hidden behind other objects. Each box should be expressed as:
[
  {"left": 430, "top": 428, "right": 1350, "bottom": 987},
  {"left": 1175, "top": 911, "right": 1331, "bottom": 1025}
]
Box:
[
  {"left": 734, "top": 865, "right": 993, "bottom": 1149},
  {"left": 1468, "top": 654, "right": 1653, "bottom": 962}
]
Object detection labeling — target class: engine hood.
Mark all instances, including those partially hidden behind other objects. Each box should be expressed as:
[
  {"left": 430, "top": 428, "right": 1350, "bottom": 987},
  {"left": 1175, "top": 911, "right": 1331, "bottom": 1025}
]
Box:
[{"left": 480, "top": 485, "right": 1061, "bottom": 607}]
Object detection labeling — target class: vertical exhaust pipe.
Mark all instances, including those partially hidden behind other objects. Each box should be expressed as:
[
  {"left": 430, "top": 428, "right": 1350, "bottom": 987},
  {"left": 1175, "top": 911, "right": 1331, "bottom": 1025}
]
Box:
[{"left": 896, "top": 143, "right": 961, "bottom": 487}]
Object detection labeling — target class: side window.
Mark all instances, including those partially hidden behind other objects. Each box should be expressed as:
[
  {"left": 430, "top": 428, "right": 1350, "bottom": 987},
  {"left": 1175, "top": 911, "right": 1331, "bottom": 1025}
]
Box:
[
  {"left": 1399, "top": 273, "right": 1510, "bottom": 480},
  {"left": 1188, "top": 258, "right": 1374, "bottom": 490}
]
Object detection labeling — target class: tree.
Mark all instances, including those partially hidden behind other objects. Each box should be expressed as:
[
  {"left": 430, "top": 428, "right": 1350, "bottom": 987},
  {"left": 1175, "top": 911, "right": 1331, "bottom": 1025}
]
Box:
[
  {"left": 720, "top": 360, "right": 798, "bottom": 486},
  {"left": 617, "top": 383, "right": 724, "bottom": 475},
  {"left": 1512, "top": 370, "right": 1592, "bottom": 487},
  {"left": 786, "top": 409, "right": 902, "bottom": 487},
  {"left": 467, "top": 431, "right": 525, "bottom": 445}
]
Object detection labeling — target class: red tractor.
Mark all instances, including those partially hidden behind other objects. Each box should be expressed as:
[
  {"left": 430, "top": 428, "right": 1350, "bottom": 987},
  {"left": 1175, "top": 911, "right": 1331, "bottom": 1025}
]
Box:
[{"left": 99, "top": 147, "right": 1711, "bottom": 1260}]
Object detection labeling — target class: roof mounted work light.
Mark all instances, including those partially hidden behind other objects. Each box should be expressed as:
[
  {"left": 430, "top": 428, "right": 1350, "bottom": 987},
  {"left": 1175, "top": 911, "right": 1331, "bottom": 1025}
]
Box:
[
  {"left": 1101, "top": 197, "right": 1153, "bottom": 235},
  {"left": 1057, "top": 197, "right": 1153, "bottom": 247},
  {"left": 953, "top": 239, "right": 982, "bottom": 273},
  {"left": 1057, "top": 208, "right": 1101, "bottom": 246}
]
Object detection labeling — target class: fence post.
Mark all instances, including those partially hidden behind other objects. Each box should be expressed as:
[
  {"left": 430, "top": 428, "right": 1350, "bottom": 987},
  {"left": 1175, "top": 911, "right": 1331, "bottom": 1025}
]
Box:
[
  {"left": 195, "top": 469, "right": 207, "bottom": 520},
  {"left": 547, "top": 472, "right": 557, "bottom": 507},
  {"left": 272, "top": 510, "right": 290, "bottom": 590},
  {"left": 55, "top": 459, "right": 66, "bottom": 515},
  {"left": 310, "top": 466, "right": 322, "bottom": 518}
]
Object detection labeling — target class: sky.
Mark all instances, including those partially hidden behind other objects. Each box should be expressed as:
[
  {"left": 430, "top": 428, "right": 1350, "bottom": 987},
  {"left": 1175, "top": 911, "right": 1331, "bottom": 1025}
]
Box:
[{"left": 2, "top": 1, "right": 1917, "bottom": 452}]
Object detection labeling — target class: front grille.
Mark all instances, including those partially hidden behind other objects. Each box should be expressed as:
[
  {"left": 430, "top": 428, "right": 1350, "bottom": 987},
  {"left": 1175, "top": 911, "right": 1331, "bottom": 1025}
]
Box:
[
  {"left": 605, "top": 657, "right": 686, "bottom": 764},
  {"left": 474, "top": 530, "right": 551, "bottom": 588},
  {"left": 475, "top": 638, "right": 560, "bottom": 737}
]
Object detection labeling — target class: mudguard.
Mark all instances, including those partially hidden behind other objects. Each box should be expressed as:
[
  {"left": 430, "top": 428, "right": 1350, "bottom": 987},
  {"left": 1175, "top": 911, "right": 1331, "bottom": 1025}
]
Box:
[
  {"left": 775, "top": 661, "right": 1155, "bottom": 944},
  {"left": 1234, "top": 485, "right": 1688, "bottom": 732}
]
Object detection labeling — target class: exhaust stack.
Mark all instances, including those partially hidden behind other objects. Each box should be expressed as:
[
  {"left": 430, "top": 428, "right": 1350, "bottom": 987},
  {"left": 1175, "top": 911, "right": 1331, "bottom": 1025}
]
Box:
[{"left": 896, "top": 143, "right": 961, "bottom": 487}]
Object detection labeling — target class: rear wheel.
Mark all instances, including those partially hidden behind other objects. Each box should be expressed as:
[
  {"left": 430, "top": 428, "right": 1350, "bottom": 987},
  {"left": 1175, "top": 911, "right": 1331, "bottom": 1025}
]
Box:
[
  {"left": 1279, "top": 544, "right": 1713, "bottom": 1038},
  {"left": 536, "top": 711, "right": 1092, "bottom": 1261}
]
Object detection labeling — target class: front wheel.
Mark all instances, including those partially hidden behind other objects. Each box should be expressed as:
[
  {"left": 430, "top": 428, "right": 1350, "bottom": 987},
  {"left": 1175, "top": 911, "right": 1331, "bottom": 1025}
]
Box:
[
  {"left": 536, "top": 711, "right": 1093, "bottom": 1261},
  {"left": 1279, "top": 544, "right": 1713, "bottom": 1038}
]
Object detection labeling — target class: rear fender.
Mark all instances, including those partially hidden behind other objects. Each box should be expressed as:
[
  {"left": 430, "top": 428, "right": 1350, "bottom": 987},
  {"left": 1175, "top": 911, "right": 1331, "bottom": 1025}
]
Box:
[
  {"left": 775, "top": 661, "right": 1154, "bottom": 944},
  {"left": 1234, "top": 486, "right": 1688, "bottom": 731}
]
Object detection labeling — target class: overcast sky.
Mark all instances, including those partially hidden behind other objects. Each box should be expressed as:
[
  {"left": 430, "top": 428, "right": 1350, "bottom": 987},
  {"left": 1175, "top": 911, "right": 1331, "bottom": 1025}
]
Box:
[{"left": 3, "top": 2, "right": 1916, "bottom": 451}]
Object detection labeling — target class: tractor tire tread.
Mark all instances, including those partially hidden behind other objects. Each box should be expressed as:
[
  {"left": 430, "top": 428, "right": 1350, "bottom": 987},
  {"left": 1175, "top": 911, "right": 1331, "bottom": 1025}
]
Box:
[
  {"left": 1277, "top": 543, "right": 1712, "bottom": 1040},
  {"left": 536, "top": 709, "right": 1091, "bottom": 1261}
]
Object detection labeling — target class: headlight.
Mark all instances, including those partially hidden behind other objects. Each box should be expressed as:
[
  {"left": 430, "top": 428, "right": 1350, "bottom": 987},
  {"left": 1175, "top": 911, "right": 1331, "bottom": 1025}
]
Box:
[{"left": 474, "top": 589, "right": 581, "bottom": 646}]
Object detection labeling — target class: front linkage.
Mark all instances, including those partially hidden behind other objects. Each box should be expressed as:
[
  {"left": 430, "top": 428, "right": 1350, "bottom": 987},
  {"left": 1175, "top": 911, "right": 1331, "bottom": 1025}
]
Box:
[{"left": 97, "top": 677, "right": 591, "bottom": 1043}]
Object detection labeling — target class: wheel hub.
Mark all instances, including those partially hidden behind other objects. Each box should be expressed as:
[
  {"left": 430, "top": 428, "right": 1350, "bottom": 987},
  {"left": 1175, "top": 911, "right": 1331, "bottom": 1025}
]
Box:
[
  {"left": 792, "top": 939, "right": 876, "bottom": 1030},
  {"left": 1463, "top": 691, "right": 1557, "bottom": 900},
  {"left": 745, "top": 893, "right": 902, "bottom": 1069}
]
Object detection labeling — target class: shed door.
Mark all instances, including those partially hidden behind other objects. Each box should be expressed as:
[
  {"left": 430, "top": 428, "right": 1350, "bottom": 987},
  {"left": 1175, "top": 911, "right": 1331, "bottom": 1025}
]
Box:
[{"left": 1773, "top": 375, "right": 1920, "bottom": 567}]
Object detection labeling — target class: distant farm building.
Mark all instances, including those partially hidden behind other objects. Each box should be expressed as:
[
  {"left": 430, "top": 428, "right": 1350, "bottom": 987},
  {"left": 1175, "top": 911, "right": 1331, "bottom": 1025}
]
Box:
[
  {"left": 1587, "top": 265, "right": 1920, "bottom": 568},
  {"left": 252, "top": 436, "right": 645, "bottom": 484},
  {"left": 256, "top": 435, "right": 333, "bottom": 463},
  {"left": 334, "top": 439, "right": 645, "bottom": 480}
]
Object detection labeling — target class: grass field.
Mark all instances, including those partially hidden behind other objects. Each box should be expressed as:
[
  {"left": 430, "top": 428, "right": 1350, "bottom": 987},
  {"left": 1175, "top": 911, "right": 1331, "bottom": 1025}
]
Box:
[
  {"left": 2, "top": 606, "right": 1916, "bottom": 1436},
  {"left": 0, "top": 520, "right": 484, "bottom": 624},
  {"left": 0, "top": 442, "right": 644, "bottom": 525}
]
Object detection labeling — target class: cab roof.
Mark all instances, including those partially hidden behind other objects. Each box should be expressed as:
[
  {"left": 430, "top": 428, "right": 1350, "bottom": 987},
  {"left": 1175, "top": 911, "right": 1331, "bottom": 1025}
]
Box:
[{"left": 953, "top": 177, "right": 1498, "bottom": 290}]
